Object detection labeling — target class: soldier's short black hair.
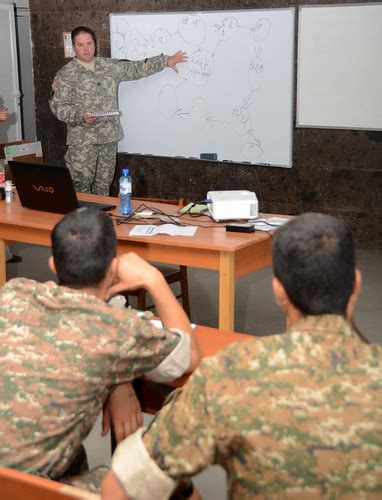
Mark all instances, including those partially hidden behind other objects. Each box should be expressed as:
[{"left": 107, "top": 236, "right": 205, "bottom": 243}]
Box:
[
  {"left": 71, "top": 26, "right": 97, "bottom": 47},
  {"left": 272, "top": 213, "right": 355, "bottom": 316},
  {"left": 51, "top": 208, "right": 116, "bottom": 289}
]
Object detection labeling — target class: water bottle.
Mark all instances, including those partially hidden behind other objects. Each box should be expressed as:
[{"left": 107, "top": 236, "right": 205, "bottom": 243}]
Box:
[
  {"left": 5, "top": 180, "right": 13, "bottom": 204},
  {"left": 119, "top": 168, "right": 132, "bottom": 215}
]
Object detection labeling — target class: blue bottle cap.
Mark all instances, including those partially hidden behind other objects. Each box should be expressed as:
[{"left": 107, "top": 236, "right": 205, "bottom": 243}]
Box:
[{"left": 122, "top": 168, "right": 129, "bottom": 175}]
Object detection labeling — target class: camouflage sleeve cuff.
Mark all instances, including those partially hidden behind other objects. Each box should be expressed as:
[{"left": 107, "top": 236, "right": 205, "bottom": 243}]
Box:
[
  {"left": 74, "top": 110, "right": 85, "bottom": 125},
  {"left": 111, "top": 427, "right": 176, "bottom": 498},
  {"left": 144, "top": 329, "right": 191, "bottom": 383}
]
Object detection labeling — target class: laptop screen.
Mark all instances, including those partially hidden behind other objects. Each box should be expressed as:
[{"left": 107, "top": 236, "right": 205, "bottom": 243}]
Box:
[{"left": 8, "top": 161, "right": 115, "bottom": 214}]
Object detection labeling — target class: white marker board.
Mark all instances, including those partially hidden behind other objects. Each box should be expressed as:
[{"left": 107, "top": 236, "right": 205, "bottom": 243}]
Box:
[
  {"left": 297, "top": 3, "right": 382, "bottom": 130},
  {"left": 110, "top": 9, "right": 295, "bottom": 167}
]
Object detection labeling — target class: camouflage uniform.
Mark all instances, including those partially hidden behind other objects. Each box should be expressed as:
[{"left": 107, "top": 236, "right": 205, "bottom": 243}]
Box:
[
  {"left": 129, "top": 315, "right": 382, "bottom": 499},
  {"left": 50, "top": 55, "right": 167, "bottom": 195},
  {"left": 0, "top": 277, "right": 181, "bottom": 486}
]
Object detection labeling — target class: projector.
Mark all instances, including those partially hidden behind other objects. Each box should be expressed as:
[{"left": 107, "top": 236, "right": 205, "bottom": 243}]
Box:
[{"left": 207, "top": 190, "right": 258, "bottom": 221}]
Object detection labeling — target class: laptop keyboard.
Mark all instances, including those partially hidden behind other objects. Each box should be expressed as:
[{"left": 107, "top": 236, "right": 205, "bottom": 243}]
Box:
[{"left": 78, "top": 200, "right": 116, "bottom": 211}]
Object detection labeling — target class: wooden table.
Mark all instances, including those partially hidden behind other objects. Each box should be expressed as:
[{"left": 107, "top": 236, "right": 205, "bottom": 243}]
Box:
[{"left": 0, "top": 193, "right": 275, "bottom": 331}]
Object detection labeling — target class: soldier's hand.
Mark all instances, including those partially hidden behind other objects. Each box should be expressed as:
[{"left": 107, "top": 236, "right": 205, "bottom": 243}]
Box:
[
  {"left": 83, "top": 112, "right": 96, "bottom": 125},
  {"left": 106, "top": 252, "right": 163, "bottom": 299},
  {"left": 167, "top": 50, "right": 188, "bottom": 73},
  {"left": 102, "top": 383, "right": 143, "bottom": 443},
  {"left": 101, "top": 470, "right": 129, "bottom": 500},
  {"left": 0, "top": 108, "right": 9, "bottom": 123}
]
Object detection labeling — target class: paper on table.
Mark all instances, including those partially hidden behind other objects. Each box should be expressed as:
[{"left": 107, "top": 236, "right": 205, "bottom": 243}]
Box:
[
  {"left": 135, "top": 312, "right": 195, "bottom": 329},
  {"left": 129, "top": 224, "right": 197, "bottom": 237},
  {"left": 253, "top": 217, "right": 289, "bottom": 232},
  {"left": 150, "top": 318, "right": 196, "bottom": 329}
]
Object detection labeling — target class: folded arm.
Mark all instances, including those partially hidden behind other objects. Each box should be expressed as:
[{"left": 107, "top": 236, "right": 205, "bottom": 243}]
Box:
[{"left": 107, "top": 253, "right": 201, "bottom": 375}]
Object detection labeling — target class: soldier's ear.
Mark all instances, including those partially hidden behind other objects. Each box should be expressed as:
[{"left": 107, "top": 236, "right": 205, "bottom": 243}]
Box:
[
  {"left": 272, "top": 277, "right": 288, "bottom": 308},
  {"left": 345, "top": 268, "right": 362, "bottom": 320},
  {"left": 48, "top": 256, "right": 57, "bottom": 275}
]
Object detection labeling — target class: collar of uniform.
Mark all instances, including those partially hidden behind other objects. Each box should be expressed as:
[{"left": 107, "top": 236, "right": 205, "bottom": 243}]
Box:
[
  {"left": 30, "top": 278, "right": 106, "bottom": 311},
  {"left": 75, "top": 57, "right": 95, "bottom": 72},
  {"left": 289, "top": 314, "right": 356, "bottom": 339}
]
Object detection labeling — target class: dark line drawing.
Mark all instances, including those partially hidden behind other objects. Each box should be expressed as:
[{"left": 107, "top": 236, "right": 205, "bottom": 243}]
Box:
[
  {"left": 218, "top": 17, "right": 239, "bottom": 42},
  {"left": 176, "top": 78, "right": 188, "bottom": 89},
  {"left": 147, "top": 28, "right": 171, "bottom": 56},
  {"left": 110, "top": 8, "right": 292, "bottom": 167},
  {"left": 188, "top": 49, "right": 214, "bottom": 87},
  {"left": 176, "top": 109, "right": 190, "bottom": 119},
  {"left": 177, "top": 14, "right": 206, "bottom": 46},
  {"left": 241, "top": 140, "right": 263, "bottom": 161},
  {"left": 237, "top": 24, "right": 255, "bottom": 31},
  {"left": 211, "top": 40, "right": 222, "bottom": 57},
  {"left": 207, "top": 116, "right": 230, "bottom": 126},
  {"left": 253, "top": 18, "right": 271, "bottom": 42},
  {"left": 231, "top": 102, "right": 253, "bottom": 137},
  {"left": 244, "top": 89, "right": 255, "bottom": 108},
  {"left": 249, "top": 56, "right": 264, "bottom": 92}
]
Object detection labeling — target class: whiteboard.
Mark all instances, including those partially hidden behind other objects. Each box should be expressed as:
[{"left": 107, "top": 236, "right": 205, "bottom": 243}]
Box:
[
  {"left": 110, "top": 9, "right": 295, "bottom": 167},
  {"left": 297, "top": 3, "right": 382, "bottom": 130}
]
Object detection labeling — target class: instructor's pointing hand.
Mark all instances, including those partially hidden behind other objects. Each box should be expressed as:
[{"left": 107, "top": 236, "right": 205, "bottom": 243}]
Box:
[{"left": 167, "top": 51, "right": 188, "bottom": 73}]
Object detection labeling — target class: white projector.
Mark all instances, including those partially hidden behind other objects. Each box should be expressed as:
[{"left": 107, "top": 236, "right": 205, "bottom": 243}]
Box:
[{"left": 207, "top": 190, "right": 258, "bottom": 221}]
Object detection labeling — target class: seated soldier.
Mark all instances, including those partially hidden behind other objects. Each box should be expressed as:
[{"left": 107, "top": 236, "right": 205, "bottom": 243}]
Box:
[
  {"left": 0, "top": 208, "right": 200, "bottom": 491},
  {"left": 102, "top": 212, "right": 382, "bottom": 499}
]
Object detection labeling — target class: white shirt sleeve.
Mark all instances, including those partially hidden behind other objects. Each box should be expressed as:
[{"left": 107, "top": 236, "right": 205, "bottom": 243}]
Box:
[
  {"left": 111, "top": 427, "right": 176, "bottom": 500},
  {"left": 144, "top": 329, "right": 191, "bottom": 383}
]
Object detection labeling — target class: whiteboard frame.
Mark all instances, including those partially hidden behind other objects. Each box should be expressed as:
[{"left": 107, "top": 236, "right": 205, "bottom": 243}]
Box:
[
  {"left": 296, "top": 2, "right": 382, "bottom": 131},
  {"left": 110, "top": 8, "right": 295, "bottom": 168}
]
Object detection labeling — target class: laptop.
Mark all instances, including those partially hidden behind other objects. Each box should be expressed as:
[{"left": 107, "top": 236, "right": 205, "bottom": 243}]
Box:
[{"left": 8, "top": 161, "right": 116, "bottom": 214}]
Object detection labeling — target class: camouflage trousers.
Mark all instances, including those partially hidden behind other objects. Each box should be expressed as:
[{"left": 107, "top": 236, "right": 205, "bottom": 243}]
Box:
[
  {"left": 65, "top": 142, "right": 117, "bottom": 196},
  {"left": 56, "top": 445, "right": 108, "bottom": 493},
  {"left": 59, "top": 465, "right": 109, "bottom": 494}
]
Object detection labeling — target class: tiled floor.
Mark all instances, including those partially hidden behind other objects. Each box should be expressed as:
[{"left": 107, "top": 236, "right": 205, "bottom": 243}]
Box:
[{"left": 6, "top": 241, "right": 382, "bottom": 498}]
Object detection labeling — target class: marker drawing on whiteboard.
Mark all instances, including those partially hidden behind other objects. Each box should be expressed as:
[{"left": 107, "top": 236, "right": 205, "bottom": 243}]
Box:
[{"left": 110, "top": 10, "right": 293, "bottom": 167}]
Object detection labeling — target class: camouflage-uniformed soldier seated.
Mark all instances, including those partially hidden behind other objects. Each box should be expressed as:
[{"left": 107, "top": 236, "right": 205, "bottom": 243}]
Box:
[
  {"left": 102, "top": 213, "right": 382, "bottom": 499},
  {"left": 0, "top": 208, "right": 200, "bottom": 491}
]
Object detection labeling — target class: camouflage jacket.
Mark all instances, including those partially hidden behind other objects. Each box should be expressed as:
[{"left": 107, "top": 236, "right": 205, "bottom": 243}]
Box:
[
  {"left": 143, "top": 315, "right": 382, "bottom": 499},
  {"left": 0, "top": 278, "right": 180, "bottom": 479},
  {"left": 50, "top": 55, "right": 167, "bottom": 146}
]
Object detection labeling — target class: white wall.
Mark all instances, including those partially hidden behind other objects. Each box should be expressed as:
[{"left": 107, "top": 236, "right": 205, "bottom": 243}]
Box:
[{"left": 0, "top": 0, "right": 36, "bottom": 141}]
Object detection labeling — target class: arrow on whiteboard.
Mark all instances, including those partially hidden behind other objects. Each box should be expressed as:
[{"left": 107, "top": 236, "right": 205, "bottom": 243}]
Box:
[
  {"left": 212, "top": 40, "right": 222, "bottom": 57},
  {"left": 176, "top": 78, "right": 188, "bottom": 89},
  {"left": 176, "top": 109, "right": 189, "bottom": 119},
  {"left": 244, "top": 90, "right": 255, "bottom": 107},
  {"left": 237, "top": 24, "right": 254, "bottom": 31},
  {"left": 207, "top": 116, "right": 230, "bottom": 126},
  {"left": 248, "top": 130, "right": 261, "bottom": 145}
]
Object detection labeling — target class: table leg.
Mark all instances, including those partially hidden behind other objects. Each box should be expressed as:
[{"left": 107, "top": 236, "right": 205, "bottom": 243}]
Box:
[
  {"left": 219, "top": 251, "right": 235, "bottom": 331},
  {"left": 0, "top": 239, "right": 6, "bottom": 286}
]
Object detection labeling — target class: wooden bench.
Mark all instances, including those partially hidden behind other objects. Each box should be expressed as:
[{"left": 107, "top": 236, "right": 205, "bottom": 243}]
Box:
[
  {"left": 0, "top": 466, "right": 99, "bottom": 499},
  {"left": 136, "top": 323, "right": 252, "bottom": 414}
]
